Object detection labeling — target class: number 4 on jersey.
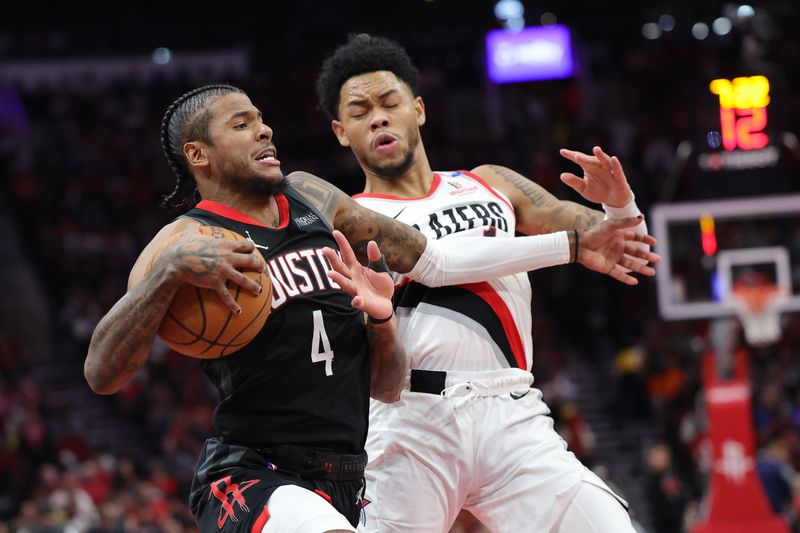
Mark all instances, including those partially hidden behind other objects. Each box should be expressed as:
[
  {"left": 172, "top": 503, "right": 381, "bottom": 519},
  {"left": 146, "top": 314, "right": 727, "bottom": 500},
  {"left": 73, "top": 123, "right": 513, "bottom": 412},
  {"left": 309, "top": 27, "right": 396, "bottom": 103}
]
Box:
[{"left": 311, "top": 310, "right": 334, "bottom": 376}]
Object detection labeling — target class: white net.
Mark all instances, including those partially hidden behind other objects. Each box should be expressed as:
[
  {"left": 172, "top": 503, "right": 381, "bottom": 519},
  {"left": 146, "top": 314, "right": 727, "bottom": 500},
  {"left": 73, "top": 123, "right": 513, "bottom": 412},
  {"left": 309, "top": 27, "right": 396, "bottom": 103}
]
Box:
[{"left": 728, "top": 286, "right": 786, "bottom": 346}]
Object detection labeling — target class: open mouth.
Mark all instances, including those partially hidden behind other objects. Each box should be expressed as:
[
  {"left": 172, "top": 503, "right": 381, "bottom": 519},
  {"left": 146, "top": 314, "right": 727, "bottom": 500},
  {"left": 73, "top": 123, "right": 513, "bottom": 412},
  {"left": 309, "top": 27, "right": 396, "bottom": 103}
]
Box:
[
  {"left": 255, "top": 147, "right": 280, "bottom": 166},
  {"left": 373, "top": 133, "right": 398, "bottom": 152}
]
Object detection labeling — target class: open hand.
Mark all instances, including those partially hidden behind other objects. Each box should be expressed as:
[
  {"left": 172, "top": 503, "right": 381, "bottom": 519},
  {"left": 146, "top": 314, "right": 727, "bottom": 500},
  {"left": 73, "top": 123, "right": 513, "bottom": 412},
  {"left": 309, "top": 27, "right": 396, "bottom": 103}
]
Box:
[
  {"left": 577, "top": 217, "right": 661, "bottom": 285},
  {"left": 560, "top": 146, "right": 633, "bottom": 207},
  {"left": 322, "top": 230, "right": 395, "bottom": 320}
]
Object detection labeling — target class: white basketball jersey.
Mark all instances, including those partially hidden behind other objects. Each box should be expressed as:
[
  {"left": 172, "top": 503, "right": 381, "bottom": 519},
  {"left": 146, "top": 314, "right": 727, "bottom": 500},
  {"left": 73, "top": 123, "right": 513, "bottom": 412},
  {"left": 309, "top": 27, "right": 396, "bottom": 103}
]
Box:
[{"left": 354, "top": 171, "right": 533, "bottom": 371}]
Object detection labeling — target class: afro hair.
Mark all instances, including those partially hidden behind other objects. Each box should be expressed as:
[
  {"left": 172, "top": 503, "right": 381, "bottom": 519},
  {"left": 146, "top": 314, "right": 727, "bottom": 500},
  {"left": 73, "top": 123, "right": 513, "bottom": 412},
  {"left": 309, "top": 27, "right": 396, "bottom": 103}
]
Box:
[{"left": 316, "top": 34, "right": 419, "bottom": 120}]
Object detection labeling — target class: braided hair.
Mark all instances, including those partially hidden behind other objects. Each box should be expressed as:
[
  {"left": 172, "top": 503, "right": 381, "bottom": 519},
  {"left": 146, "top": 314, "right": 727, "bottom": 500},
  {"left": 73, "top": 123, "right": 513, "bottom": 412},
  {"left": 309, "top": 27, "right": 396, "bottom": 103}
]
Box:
[
  {"left": 316, "top": 34, "right": 419, "bottom": 121},
  {"left": 160, "top": 84, "right": 245, "bottom": 211}
]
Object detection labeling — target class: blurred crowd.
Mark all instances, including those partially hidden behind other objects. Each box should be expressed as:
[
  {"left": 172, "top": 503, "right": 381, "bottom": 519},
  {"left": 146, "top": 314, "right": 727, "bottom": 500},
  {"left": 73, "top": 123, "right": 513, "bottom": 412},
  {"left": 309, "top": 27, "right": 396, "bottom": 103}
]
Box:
[{"left": 2, "top": 5, "right": 800, "bottom": 532}]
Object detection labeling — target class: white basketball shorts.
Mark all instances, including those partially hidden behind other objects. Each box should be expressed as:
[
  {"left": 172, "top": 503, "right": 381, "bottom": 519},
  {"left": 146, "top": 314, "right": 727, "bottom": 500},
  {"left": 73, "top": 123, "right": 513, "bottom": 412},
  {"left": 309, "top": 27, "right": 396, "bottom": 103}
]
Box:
[{"left": 359, "top": 368, "right": 630, "bottom": 532}]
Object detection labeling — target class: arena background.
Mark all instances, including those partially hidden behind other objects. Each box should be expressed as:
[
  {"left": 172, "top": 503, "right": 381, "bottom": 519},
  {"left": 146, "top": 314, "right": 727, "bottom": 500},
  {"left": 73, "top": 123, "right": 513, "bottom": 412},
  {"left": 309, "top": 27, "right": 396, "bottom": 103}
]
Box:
[{"left": 1, "top": 1, "right": 799, "bottom": 531}]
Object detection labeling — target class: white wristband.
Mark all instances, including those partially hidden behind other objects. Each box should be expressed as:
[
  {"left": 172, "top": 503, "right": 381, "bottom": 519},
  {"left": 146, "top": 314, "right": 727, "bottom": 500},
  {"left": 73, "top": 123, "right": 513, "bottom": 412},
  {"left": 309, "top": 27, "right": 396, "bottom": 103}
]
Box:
[
  {"left": 602, "top": 192, "right": 650, "bottom": 270},
  {"left": 603, "top": 193, "right": 641, "bottom": 220}
]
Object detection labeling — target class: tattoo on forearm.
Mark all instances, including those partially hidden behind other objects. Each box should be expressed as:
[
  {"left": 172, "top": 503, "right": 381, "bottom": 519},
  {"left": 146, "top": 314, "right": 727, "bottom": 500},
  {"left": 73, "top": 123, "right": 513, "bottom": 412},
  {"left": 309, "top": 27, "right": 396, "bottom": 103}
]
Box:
[
  {"left": 287, "top": 171, "right": 425, "bottom": 271},
  {"left": 86, "top": 264, "right": 179, "bottom": 392},
  {"left": 336, "top": 208, "right": 426, "bottom": 273},
  {"left": 548, "top": 202, "right": 602, "bottom": 230},
  {"left": 88, "top": 299, "right": 155, "bottom": 388},
  {"left": 486, "top": 165, "right": 605, "bottom": 231},
  {"left": 564, "top": 203, "right": 603, "bottom": 230}
]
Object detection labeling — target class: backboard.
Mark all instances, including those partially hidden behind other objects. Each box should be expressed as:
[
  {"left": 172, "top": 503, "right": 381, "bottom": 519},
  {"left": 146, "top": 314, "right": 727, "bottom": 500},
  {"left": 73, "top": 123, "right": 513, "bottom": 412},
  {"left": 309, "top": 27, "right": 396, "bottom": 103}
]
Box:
[{"left": 651, "top": 193, "right": 800, "bottom": 321}]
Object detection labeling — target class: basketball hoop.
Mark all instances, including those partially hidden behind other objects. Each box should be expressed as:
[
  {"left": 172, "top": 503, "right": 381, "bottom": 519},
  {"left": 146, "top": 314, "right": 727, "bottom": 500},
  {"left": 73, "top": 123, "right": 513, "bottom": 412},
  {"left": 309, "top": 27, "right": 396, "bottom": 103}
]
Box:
[{"left": 727, "top": 282, "right": 786, "bottom": 347}]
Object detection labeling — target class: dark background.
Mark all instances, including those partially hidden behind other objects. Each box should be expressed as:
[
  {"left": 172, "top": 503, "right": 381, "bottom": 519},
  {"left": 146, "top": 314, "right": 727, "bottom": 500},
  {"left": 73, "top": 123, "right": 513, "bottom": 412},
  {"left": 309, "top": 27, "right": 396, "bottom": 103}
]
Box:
[{"left": 1, "top": 2, "right": 799, "bottom": 531}]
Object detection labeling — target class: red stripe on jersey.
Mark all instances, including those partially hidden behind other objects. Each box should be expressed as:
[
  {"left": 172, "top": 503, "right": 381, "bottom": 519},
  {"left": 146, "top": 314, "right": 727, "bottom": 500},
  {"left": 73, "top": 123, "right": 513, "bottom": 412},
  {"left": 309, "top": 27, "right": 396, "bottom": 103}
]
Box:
[
  {"left": 276, "top": 194, "right": 290, "bottom": 228},
  {"left": 314, "top": 489, "right": 333, "bottom": 504},
  {"left": 196, "top": 195, "right": 290, "bottom": 229},
  {"left": 353, "top": 174, "right": 442, "bottom": 201},
  {"left": 461, "top": 282, "right": 526, "bottom": 370},
  {"left": 460, "top": 170, "right": 515, "bottom": 214},
  {"left": 251, "top": 505, "right": 270, "bottom": 532}
]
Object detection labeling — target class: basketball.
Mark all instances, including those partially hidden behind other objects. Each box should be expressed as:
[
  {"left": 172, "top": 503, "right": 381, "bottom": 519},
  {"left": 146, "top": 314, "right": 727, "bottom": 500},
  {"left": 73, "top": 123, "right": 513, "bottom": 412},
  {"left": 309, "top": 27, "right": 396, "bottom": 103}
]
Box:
[{"left": 157, "top": 226, "right": 272, "bottom": 358}]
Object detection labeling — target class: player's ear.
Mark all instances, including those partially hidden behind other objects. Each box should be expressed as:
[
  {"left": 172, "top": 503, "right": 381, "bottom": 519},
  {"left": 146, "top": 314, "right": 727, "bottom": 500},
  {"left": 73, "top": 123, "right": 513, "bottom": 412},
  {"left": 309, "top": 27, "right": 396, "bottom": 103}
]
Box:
[
  {"left": 184, "top": 141, "right": 209, "bottom": 169},
  {"left": 415, "top": 96, "right": 426, "bottom": 127},
  {"left": 331, "top": 120, "right": 350, "bottom": 148}
]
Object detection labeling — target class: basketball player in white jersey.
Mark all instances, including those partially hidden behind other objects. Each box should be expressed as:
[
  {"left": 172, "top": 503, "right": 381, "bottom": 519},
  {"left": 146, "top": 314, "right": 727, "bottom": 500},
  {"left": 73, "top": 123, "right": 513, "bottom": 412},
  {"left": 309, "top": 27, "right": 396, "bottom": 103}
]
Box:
[{"left": 317, "top": 35, "right": 647, "bottom": 532}]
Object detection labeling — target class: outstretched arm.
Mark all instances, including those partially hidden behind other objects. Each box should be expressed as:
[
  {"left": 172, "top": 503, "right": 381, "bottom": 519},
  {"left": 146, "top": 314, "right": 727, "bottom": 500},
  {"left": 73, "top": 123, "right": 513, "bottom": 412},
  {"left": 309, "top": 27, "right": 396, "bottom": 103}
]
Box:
[
  {"left": 289, "top": 171, "right": 427, "bottom": 272},
  {"left": 84, "top": 219, "right": 265, "bottom": 394},
  {"left": 471, "top": 146, "right": 643, "bottom": 235},
  {"left": 471, "top": 164, "right": 604, "bottom": 234},
  {"left": 288, "top": 171, "right": 658, "bottom": 287}
]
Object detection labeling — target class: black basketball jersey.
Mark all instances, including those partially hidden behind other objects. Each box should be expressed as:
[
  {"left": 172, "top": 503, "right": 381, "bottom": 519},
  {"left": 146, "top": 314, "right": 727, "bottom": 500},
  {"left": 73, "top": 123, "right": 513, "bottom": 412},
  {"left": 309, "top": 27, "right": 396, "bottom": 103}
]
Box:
[{"left": 181, "top": 187, "right": 369, "bottom": 453}]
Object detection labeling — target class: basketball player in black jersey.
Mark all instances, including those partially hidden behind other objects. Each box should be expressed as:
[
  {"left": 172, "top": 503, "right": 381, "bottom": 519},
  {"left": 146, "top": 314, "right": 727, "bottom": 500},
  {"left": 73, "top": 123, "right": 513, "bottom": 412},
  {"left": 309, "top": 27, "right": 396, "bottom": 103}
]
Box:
[{"left": 84, "top": 84, "right": 656, "bottom": 532}]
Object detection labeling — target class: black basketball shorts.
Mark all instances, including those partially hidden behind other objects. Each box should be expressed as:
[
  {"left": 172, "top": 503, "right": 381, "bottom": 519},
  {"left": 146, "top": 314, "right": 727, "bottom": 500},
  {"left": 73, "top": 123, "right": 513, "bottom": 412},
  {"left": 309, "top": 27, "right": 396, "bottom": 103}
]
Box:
[{"left": 189, "top": 438, "right": 366, "bottom": 532}]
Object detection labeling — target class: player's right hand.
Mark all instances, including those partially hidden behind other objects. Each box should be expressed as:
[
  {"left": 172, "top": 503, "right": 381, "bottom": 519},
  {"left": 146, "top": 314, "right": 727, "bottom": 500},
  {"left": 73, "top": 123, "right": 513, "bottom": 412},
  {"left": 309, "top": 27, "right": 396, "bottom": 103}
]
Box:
[
  {"left": 166, "top": 227, "right": 266, "bottom": 313},
  {"left": 577, "top": 216, "right": 660, "bottom": 285}
]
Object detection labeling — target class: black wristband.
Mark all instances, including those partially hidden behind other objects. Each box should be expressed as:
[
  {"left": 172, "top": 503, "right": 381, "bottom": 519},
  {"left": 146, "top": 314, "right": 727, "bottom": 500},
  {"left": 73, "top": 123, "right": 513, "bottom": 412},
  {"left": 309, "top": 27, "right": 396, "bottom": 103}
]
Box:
[
  {"left": 367, "top": 253, "right": 393, "bottom": 324},
  {"left": 368, "top": 312, "right": 394, "bottom": 325},
  {"left": 368, "top": 253, "right": 390, "bottom": 274},
  {"left": 573, "top": 229, "right": 579, "bottom": 263}
]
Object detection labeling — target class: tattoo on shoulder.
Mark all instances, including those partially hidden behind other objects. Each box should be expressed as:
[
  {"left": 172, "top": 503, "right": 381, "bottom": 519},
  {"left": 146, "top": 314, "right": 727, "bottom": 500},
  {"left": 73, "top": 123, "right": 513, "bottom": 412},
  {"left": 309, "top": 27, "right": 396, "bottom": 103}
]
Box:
[
  {"left": 488, "top": 165, "right": 553, "bottom": 207},
  {"left": 288, "top": 171, "right": 340, "bottom": 221}
]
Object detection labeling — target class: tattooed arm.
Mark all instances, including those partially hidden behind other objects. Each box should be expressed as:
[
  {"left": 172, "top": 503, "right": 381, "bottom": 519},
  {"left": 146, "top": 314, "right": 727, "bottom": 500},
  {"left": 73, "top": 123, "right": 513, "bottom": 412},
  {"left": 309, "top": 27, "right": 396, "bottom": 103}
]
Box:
[
  {"left": 473, "top": 146, "right": 649, "bottom": 273},
  {"left": 288, "top": 171, "right": 658, "bottom": 286},
  {"left": 288, "top": 171, "right": 426, "bottom": 272},
  {"left": 84, "top": 218, "right": 265, "bottom": 394},
  {"left": 471, "top": 164, "right": 605, "bottom": 234}
]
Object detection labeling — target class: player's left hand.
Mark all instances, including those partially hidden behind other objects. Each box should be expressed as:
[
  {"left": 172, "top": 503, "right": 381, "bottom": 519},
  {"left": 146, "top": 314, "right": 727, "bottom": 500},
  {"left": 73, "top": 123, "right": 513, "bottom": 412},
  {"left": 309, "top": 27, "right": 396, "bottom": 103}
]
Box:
[
  {"left": 322, "top": 230, "right": 395, "bottom": 321},
  {"left": 578, "top": 216, "right": 660, "bottom": 285},
  {"left": 559, "top": 146, "right": 633, "bottom": 208}
]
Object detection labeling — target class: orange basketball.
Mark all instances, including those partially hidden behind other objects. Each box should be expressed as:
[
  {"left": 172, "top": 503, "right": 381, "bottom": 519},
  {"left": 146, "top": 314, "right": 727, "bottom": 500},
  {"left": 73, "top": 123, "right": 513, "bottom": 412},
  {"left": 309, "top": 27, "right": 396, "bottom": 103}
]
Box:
[{"left": 157, "top": 226, "right": 272, "bottom": 358}]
